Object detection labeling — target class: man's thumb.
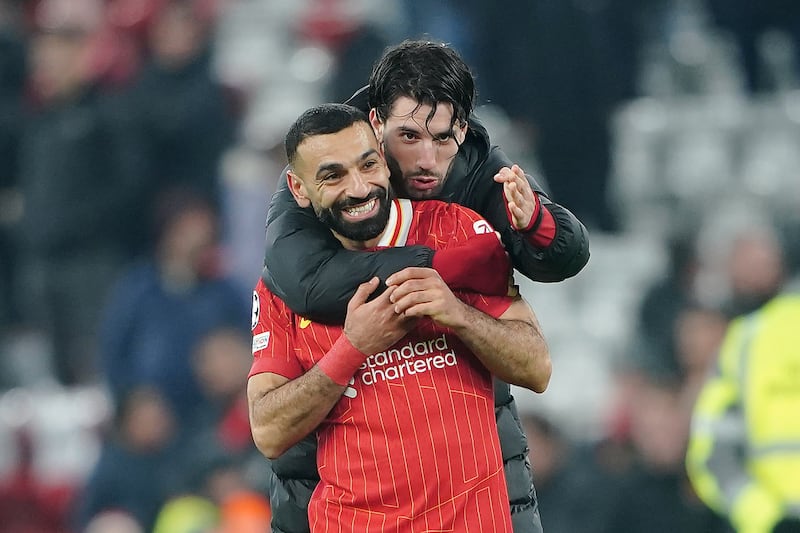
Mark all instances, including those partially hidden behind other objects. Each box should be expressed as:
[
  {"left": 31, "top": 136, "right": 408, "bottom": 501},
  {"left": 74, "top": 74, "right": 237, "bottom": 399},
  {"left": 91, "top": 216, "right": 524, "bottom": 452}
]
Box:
[{"left": 348, "top": 277, "right": 380, "bottom": 309}]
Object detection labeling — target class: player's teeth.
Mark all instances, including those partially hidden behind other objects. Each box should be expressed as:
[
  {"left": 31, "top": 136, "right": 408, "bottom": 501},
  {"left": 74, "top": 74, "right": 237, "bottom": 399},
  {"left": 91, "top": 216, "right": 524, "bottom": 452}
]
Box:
[{"left": 346, "top": 199, "right": 375, "bottom": 215}]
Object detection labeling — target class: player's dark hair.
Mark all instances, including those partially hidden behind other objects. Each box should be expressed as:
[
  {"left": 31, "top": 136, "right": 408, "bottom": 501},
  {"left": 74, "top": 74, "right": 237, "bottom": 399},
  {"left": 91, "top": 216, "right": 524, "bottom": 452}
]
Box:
[
  {"left": 285, "top": 103, "right": 370, "bottom": 166},
  {"left": 368, "top": 39, "right": 475, "bottom": 130}
]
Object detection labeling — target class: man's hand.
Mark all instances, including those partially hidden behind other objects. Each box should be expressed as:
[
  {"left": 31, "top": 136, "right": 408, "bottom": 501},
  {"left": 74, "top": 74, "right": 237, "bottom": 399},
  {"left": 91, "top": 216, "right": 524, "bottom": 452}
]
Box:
[
  {"left": 344, "top": 277, "right": 416, "bottom": 354},
  {"left": 387, "top": 267, "right": 550, "bottom": 392},
  {"left": 385, "top": 268, "right": 467, "bottom": 329},
  {"left": 494, "top": 164, "right": 540, "bottom": 231}
]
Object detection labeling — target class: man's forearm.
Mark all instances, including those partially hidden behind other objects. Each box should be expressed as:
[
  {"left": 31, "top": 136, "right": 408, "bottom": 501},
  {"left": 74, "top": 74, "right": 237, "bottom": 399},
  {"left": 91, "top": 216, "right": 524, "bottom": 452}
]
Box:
[
  {"left": 452, "top": 302, "right": 550, "bottom": 392},
  {"left": 249, "top": 367, "right": 345, "bottom": 459},
  {"left": 264, "top": 183, "right": 434, "bottom": 323}
]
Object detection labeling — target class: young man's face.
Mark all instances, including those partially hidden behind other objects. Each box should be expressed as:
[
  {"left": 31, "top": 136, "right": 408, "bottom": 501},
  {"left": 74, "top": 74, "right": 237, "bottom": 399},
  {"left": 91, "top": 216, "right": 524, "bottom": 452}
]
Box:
[
  {"left": 288, "top": 121, "right": 392, "bottom": 248},
  {"left": 371, "top": 96, "right": 467, "bottom": 199}
]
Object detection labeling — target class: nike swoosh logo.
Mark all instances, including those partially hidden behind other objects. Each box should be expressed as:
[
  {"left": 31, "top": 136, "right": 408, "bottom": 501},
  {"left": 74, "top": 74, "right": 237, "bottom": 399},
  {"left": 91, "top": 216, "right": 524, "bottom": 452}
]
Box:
[{"left": 299, "top": 317, "right": 312, "bottom": 329}]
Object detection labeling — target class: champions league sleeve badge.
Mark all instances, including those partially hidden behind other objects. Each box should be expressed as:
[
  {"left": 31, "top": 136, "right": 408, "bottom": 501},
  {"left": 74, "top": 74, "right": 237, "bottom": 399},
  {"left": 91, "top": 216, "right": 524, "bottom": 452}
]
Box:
[{"left": 251, "top": 290, "right": 260, "bottom": 330}]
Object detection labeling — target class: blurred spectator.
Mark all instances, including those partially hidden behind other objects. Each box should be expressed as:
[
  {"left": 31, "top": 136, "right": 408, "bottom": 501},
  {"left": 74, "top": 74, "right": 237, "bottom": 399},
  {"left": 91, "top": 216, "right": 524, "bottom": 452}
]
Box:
[
  {"left": 400, "top": 0, "right": 473, "bottom": 60},
  {"left": 315, "top": 0, "right": 490, "bottom": 105},
  {"left": 0, "top": 0, "right": 26, "bottom": 330},
  {"left": 629, "top": 227, "right": 703, "bottom": 377},
  {"left": 151, "top": 494, "right": 219, "bottom": 533},
  {"left": 99, "top": 188, "right": 250, "bottom": 421},
  {"left": 181, "top": 327, "right": 262, "bottom": 479},
  {"left": 13, "top": 0, "right": 149, "bottom": 385},
  {"left": 218, "top": 490, "right": 272, "bottom": 533},
  {"left": 627, "top": 290, "right": 728, "bottom": 406},
  {"left": 687, "top": 217, "right": 800, "bottom": 533},
  {"left": 152, "top": 437, "right": 270, "bottom": 533},
  {"left": 72, "top": 386, "right": 182, "bottom": 533},
  {"left": 0, "top": 0, "right": 25, "bottom": 98},
  {"left": 672, "top": 302, "right": 728, "bottom": 399},
  {"left": 219, "top": 107, "right": 297, "bottom": 295},
  {"left": 177, "top": 453, "right": 272, "bottom": 531},
  {"left": 126, "top": 0, "right": 237, "bottom": 219},
  {"left": 295, "top": 0, "right": 363, "bottom": 52},
  {"left": 692, "top": 213, "right": 787, "bottom": 318},
  {"left": 176, "top": 327, "right": 274, "bottom": 523},
  {"left": 199, "top": 456, "right": 257, "bottom": 511},
  {"left": 0, "top": 427, "right": 73, "bottom": 533},
  {"left": 83, "top": 510, "right": 144, "bottom": 533},
  {"left": 719, "top": 225, "right": 786, "bottom": 317},
  {"left": 189, "top": 327, "right": 251, "bottom": 438},
  {"left": 602, "top": 374, "right": 730, "bottom": 533},
  {"left": 323, "top": 21, "right": 388, "bottom": 104},
  {"left": 522, "top": 412, "right": 625, "bottom": 533},
  {"left": 627, "top": 216, "right": 754, "bottom": 389},
  {"left": 165, "top": 452, "right": 271, "bottom": 533}
]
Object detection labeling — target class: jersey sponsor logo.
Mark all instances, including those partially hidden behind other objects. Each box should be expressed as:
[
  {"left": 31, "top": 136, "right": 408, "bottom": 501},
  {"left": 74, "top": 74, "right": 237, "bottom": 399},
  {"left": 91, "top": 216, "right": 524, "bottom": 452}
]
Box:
[
  {"left": 299, "top": 317, "right": 312, "bottom": 329},
  {"left": 252, "top": 332, "right": 270, "bottom": 353},
  {"left": 472, "top": 220, "right": 494, "bottom": 235},
  {"left": 355, "top": 333, "right": 457, "bottom": 386},
  {"left": 251, "top": 291, "right": 260, "bottom": 330}
]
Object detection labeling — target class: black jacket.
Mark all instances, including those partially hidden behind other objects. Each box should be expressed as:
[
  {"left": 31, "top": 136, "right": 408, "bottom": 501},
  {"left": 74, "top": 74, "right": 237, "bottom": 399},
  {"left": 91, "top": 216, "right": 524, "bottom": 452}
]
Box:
[
  {"left": 261, "top": 89, "right": 588, "bottom": 533},
  {"left": 16, "top": 87, "right": 146, "bottom": 257},
  {"left": 264, "top": 89, "right": 589, "bottom": 323}
]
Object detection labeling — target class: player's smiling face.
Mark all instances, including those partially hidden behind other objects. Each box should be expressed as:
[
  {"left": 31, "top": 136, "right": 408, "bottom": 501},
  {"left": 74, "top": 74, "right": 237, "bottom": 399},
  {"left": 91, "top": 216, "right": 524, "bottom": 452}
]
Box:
[{"left": 288, "top": 121, "right": 393, "bottom": 248}]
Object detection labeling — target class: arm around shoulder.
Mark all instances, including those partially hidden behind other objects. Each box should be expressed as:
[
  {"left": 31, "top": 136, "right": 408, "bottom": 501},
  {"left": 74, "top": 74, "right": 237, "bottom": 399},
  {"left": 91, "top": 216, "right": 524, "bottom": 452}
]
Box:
[{"left": 264, "top": 176, "right": 435, "bottom": 323}]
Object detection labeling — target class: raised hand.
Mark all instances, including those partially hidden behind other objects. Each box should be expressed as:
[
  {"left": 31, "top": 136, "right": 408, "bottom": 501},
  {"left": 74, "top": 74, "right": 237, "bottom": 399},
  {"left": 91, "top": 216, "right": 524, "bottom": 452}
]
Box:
[{"left": 493, "top": 164, "right": 539, "bottom": 231}]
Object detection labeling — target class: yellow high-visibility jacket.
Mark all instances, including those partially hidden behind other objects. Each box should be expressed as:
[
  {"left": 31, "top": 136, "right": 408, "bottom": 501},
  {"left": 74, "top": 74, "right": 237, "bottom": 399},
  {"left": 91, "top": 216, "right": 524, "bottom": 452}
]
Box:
[{"left": 687, "top": 288, "right": 800, "bottom": 533}]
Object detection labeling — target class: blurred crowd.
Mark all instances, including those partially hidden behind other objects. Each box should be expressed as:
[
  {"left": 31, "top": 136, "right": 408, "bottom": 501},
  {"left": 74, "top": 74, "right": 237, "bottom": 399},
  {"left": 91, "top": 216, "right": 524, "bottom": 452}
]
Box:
[
  {"left": 0, "top": 0, "right": 271, "bottom": 530},
  {"left": 0, "top": 0, "right": 799, "bottom": 532}
]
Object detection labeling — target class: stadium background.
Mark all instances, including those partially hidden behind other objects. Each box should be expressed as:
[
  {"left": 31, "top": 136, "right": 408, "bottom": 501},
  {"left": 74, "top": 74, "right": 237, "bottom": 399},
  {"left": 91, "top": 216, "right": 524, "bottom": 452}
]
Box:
[{"left": 0, "top": 0, "right": 798, "bottom": 531}]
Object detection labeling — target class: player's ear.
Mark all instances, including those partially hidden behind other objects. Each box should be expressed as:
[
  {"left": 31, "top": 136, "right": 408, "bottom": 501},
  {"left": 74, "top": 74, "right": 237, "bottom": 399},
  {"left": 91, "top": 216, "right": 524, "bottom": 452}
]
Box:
[
  {"left": 454, "top": 120, "right": 468, "bottom": 145},
  {"left": 369, "top": 108, "right": 384, "bottom": 141},
  {"left": 287, "top": 170, "right": 311, "bottom": 208}
]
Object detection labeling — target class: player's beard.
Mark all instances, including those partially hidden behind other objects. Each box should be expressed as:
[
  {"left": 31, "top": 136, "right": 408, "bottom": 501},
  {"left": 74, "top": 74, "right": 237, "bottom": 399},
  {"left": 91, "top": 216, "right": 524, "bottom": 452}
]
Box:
[
  {"left": 384, "top": 151, "right": 451, "bottom": 200},
  {"left": 316, "top": 186, "right": 393, "bottom": 242}
]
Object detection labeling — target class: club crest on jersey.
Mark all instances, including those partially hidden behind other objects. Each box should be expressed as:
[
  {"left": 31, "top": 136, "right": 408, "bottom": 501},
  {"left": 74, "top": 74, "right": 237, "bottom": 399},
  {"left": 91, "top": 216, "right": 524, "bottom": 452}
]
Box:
[
  {"left": 251, "top": 291, "right": 260, "bottom": 330},
  {"left": 472, "top": 220, "right": 494, "bottom": 235}
]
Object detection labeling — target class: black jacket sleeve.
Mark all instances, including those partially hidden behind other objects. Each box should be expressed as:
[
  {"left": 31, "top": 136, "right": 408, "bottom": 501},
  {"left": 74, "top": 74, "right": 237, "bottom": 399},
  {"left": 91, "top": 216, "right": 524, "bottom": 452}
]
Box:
[
  {"left": 262, "top": 170, "right": 434, "bottom": 324},
  {"left": 458, "top": 141, "right": 590, "bottom": 282}
]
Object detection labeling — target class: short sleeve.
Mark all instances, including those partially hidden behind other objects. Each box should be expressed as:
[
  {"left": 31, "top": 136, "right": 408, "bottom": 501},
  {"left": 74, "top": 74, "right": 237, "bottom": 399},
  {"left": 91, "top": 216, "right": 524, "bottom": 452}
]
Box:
[
  {"left": 411, "top": 201, "right": 513, "bottom": 317},
  {"left": 249, "top": 279, "right": 304, "bottom": 379}
]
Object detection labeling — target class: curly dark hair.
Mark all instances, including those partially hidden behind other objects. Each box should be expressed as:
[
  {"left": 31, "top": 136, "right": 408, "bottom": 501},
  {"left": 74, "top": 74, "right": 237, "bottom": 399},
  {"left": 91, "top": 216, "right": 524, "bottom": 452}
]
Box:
[{"left": 368, "top": 39, "right": 475, "bottom": 131}]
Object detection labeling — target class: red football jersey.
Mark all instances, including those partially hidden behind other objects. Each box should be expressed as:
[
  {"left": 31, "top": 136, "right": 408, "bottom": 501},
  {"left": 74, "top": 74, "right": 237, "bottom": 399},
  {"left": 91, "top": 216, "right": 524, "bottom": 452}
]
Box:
[{"left": 250, "top": 199, "right": 514, "bottom": 532}]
